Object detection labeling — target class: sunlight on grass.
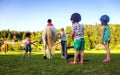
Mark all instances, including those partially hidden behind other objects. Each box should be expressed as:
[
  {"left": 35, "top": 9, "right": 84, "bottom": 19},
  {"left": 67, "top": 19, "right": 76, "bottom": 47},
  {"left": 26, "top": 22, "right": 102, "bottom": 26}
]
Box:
[
  {"left": 85, "top": 49, "right": 120, "bottom": 54},
  {"left": 0, "top": 49, "right": 119, "bottom": 55}
]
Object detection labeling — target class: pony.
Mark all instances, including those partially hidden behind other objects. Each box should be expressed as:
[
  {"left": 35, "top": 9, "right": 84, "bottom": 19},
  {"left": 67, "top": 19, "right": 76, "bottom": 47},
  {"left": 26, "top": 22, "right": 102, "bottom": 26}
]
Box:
[
  {"left": 42, "top": 26, "right": 57, "bottom": 60},
  {"left": 1, "top": 41, "right": 8, "bottom": 54}
]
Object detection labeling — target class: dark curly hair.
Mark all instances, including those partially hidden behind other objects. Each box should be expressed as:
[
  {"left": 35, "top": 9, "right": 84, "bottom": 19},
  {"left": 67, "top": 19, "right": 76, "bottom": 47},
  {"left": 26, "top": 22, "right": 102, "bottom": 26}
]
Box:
[
  {"left": 70, "top": 13, "right": 81, "bottom": 23},
  {"left": 26, "top": 32, "right": 31, "bottom": 37}
]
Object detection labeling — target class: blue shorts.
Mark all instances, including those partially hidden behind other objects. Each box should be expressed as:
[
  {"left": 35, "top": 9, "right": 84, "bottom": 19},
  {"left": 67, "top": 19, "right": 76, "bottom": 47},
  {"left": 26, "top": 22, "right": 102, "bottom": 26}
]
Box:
[{"left": 25, "top": 44, "right": 31, "bottom": 52}]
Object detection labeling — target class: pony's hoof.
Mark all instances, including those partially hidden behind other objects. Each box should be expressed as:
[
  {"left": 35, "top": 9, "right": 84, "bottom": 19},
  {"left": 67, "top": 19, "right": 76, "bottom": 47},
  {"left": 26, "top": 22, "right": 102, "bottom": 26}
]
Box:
[
  {"left": 49, "top": 58, "right": 52, "bottom": 60},
  {"left": 43, "top": 56, "right": 47, "bottom": 59}
]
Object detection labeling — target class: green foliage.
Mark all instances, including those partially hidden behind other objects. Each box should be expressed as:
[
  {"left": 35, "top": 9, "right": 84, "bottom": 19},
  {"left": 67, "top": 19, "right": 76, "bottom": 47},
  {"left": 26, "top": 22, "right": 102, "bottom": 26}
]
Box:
[
  {"left": 7, "top": 33, "right": 12, "bottom": 40},
  {"left": 66, "top": 34, "right": 73, "bottom": 46},
  {"left": 66, "top": 26, "right": 71, "bottom": 33},
  {"left": 0, "top": 24, "right": 120, "bottom": 49},
  {"left": 8, "top": 43, "right": 24, "bottom": 51},
  {"left": 14, "top": 44, "right": 24, "bottom": 50},
  {"left": 65, "top": 26, "right": 74, "bottom": 46},
  {"left": 115, "top": 44, "right": 120, "bottom": 49},
  {"left": 22, "top": 32, "right": 27, "bottom": 40},
  {"left": 84, "top": 36, "right": 91, "bottom": 50},
  {"left": 8, "top": 44, "right": 14, "bottom": 51}
]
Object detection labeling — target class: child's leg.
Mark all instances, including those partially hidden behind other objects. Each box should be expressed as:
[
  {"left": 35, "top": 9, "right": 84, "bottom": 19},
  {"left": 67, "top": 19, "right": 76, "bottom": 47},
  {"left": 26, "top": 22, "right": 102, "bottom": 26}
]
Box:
[
  {"left": 23, "top": 44, "right": 28, "bottom": 58},
  {"left": 61, "top": 41, "right": 64, "bottom": 57},
  {"left": 104, "top": 43, "right": 110, "bottom": 59},
  {"left": 103, "top": 40, "right": 111, "bottom": 62},
  {"left": 80, "top": 50, "right": 84, "bottom": 63},
  {"left": 61, "top": 41, "right": 66, "bottom": 57},
  {"left": 64, "top": 42, "right": 67, "bottom": 61},
  {"left": 73, "top": 50, "right": 79, "bottom": 63},
  {"left": 22, "top": 52, "right": 27, "bottom": 58},
  {"left": 28, "top": 52, "right": 31, "bottom": 59}
]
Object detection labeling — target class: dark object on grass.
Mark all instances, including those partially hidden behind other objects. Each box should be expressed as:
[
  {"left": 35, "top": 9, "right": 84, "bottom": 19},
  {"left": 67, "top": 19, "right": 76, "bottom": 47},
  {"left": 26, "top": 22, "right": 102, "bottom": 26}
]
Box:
[
  {"left": 43, "top": 56, "right": 47, "bottom": 59},
  {"left": 67, "top": 54, "right": 89, "bottom": 62},
  {"left": 67, "top": 54, "right": 80, "bottom": 61}
]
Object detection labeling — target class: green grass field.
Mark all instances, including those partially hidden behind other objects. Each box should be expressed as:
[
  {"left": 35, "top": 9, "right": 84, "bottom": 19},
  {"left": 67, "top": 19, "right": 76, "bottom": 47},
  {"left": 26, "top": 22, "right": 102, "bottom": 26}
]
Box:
[{"left": 0, "top": 49, "right": 120, "bottom": 75}]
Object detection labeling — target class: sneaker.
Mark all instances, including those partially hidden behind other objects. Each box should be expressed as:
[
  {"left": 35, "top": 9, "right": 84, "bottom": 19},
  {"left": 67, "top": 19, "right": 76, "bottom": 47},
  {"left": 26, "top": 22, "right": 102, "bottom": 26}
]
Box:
[
  {"left": 102, "top": 58, "right": 111, "bottom": 62},
  {"left": 61, "top": 56, "right": 65, "bottom": 59},
  {"left": 69, "top": 61, "right": 77, "bottom": 65}
]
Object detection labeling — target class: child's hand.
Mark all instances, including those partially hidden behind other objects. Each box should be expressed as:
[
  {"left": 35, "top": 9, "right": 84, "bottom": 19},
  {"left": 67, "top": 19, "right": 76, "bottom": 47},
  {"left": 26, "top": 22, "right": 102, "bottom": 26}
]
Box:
[
  {"left": 30, "top": 41, "right": 35, "bottom": 44},
  {"left": 101, "top": 41, "right": 105, "bottom": 45}
]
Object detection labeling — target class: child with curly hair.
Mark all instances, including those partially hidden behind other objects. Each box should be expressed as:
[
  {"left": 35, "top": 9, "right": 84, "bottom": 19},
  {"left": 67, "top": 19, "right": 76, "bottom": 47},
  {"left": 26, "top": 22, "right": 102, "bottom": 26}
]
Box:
[{"left": 69, "top": 13, "right": 85, "bottom": 65}]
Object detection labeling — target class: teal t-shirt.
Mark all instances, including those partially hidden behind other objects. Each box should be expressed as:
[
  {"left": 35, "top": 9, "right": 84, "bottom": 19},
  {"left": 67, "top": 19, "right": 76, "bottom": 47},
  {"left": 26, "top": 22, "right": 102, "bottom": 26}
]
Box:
[{"left": 103, "top": 25, "right": 110, "bottom": 42}]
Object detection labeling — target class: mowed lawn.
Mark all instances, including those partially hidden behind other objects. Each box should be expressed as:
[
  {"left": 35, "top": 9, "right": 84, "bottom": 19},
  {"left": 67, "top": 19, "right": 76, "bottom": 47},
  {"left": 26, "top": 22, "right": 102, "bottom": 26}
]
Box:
[{"left": 0, "top": 49, "right": 120, "bottom": 75}]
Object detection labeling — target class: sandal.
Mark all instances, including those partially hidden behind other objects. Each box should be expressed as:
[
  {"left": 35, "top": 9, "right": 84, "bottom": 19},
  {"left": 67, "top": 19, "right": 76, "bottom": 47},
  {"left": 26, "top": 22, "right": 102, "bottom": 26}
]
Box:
[
  {"left": 102, "top": 58, "right": 111, "bottom": 62},
  {"left": 69, "top": 61, "right": 77, "bottom": 65},
  {"left": 79, "top": 62, "right": 84, "bottom": 65}
]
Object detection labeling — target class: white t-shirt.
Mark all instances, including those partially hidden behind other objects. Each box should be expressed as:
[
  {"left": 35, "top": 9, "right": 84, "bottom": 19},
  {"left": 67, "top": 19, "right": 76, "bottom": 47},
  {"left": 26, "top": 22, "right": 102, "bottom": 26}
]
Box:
[
  {"left": 72, "top": 24, "right": 84, "bottom": 40},
  {"left": 60, "top": 32, "right": 66, "bottom": 41}
]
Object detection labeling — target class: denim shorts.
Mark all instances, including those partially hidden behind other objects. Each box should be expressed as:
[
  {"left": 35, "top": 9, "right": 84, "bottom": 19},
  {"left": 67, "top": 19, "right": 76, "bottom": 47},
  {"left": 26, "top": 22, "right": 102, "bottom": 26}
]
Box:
[{"left": 25, "top": 44, "right": 31, "bottom": 52}]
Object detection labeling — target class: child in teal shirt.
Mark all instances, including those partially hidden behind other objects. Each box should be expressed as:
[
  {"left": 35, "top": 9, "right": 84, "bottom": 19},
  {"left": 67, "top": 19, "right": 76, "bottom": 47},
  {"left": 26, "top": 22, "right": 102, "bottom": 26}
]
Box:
[{"left": 100, "top": 15, "right": 111, "bottom": 62}]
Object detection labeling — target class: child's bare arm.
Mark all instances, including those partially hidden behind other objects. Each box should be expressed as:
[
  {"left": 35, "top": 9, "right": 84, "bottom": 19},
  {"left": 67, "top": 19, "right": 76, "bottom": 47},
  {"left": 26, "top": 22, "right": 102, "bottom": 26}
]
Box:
[
  {"left": 71, "top": 31, "right": 75, "bottom": 41},
  {"left": 101, "top": 26, "right": 105, "bottom": 44}
]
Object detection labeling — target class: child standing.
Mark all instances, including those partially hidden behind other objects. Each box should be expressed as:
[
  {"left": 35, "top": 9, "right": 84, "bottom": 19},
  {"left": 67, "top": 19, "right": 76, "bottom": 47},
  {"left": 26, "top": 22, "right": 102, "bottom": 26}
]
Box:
[
  {"left": 100, "top": 15, "right": 111, "bottom": 62},
  {"left": 60, "top": 28, "right": 66, "bottom": 59},
  {"left": 22, "top": 33, "right": 33, "bottom": 59},
  {"left": 69, "top": 13, "right": 85, "bottom": 65}
]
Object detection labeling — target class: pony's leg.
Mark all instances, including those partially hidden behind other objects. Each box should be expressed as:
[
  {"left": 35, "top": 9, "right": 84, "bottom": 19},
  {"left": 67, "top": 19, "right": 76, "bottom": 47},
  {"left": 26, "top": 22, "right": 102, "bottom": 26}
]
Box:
[
  {"left": 47, "top": 47, "right": 52, "bottom": 60},
  {"left": 43, "top": 49, "right": 46, "bottom": 56},
  {"left": 43, "top": 44, "right": 47, "bottom": 56},
  {"left": 43, "top": 49, "right": 47, "bottom": 59},
  {"left": 43, "top": 45, "right": 47, "bottom": 59},
  {"left": 5, "top": 45, "right": 7, "bottom": 54}
]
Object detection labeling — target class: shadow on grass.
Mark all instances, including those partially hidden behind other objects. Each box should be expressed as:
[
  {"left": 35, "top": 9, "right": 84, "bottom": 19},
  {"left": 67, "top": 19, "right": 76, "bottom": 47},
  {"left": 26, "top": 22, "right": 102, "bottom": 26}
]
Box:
[
  {"left": 0, "top": 53, "right": 120, "bottom": 62},
  {"left": 66, "top": 54, "right": 89, "bottom": 62}
]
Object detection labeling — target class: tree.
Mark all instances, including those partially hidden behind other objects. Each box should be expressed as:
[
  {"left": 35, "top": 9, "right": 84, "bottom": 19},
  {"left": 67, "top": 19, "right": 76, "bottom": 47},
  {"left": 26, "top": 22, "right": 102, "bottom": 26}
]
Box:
[
  {"left": 7, "top": 33, "right": 12, "bottom": 40},
  {"left": 22, "top": 32, "right": 27, "bottom": 40},
  {"left": 65, "top": 26, "right": 71, "bottom": 33}
]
